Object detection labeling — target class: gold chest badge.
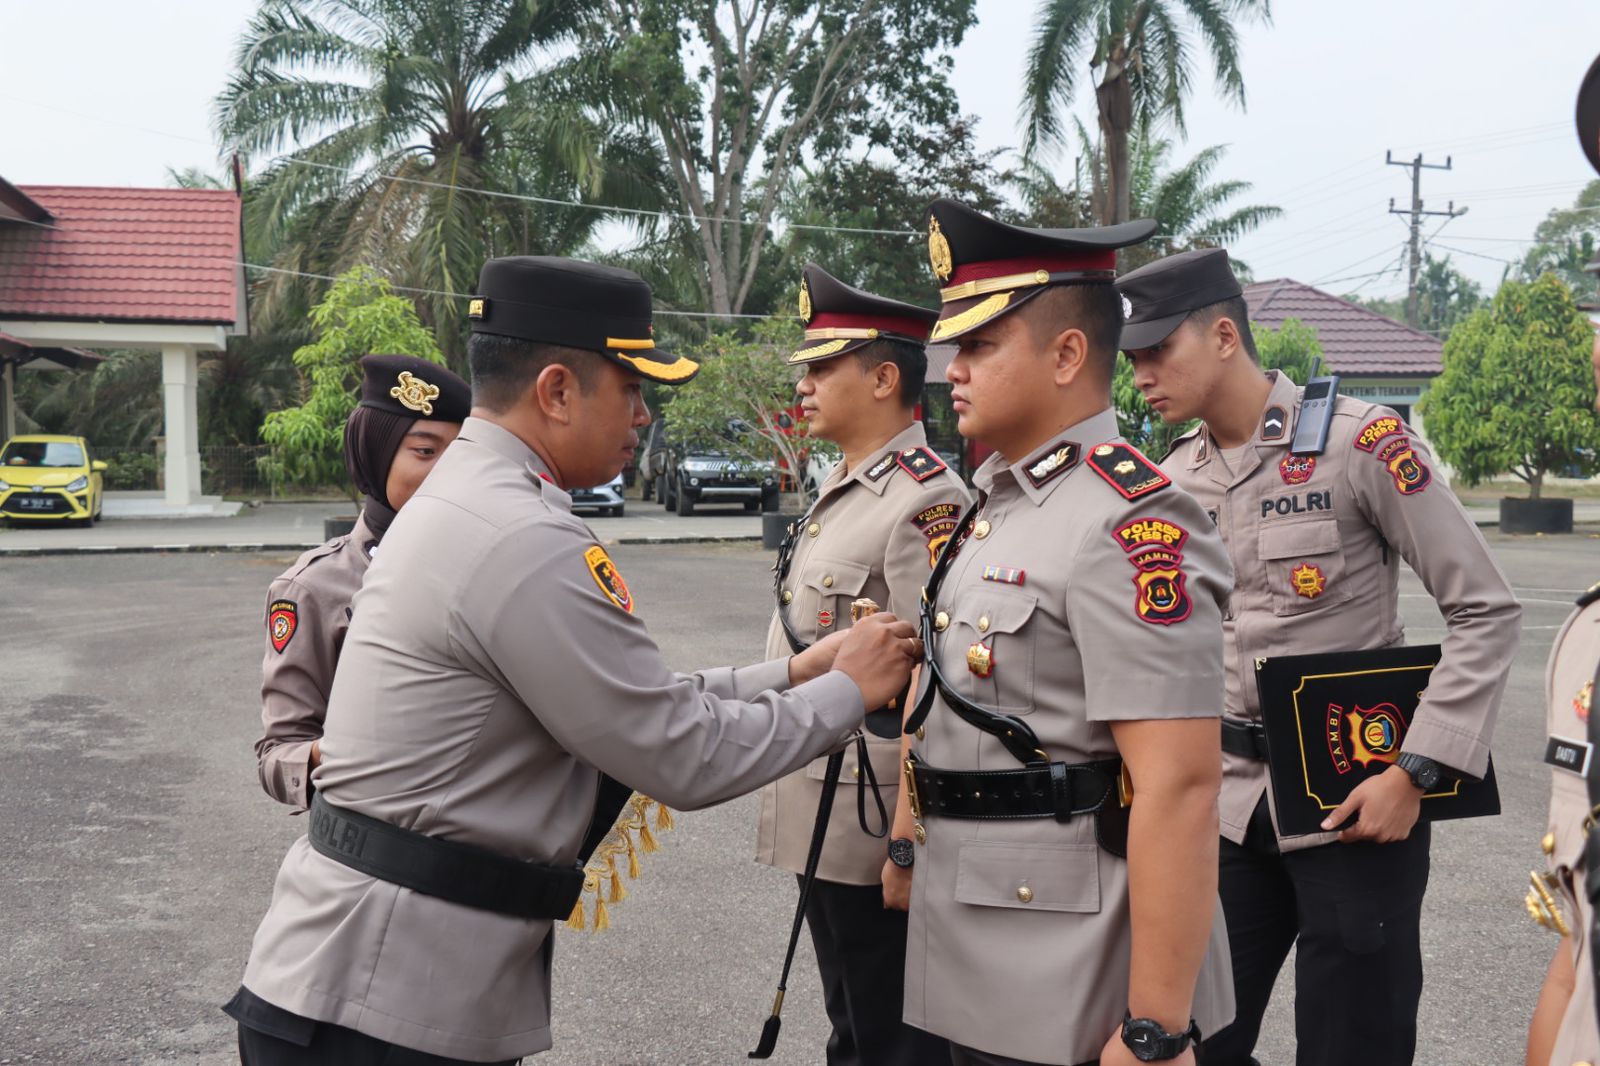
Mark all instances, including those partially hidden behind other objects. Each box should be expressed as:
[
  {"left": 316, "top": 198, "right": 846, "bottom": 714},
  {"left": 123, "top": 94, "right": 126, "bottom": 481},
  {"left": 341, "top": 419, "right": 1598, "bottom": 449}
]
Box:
[
  {"left": 390, "top": 370, "right": 441, "bottom": 415},
  {"left": 966, "top": 640, "right": 994, "bottom": 678},
  {"left": 1290, "top": 562, "right": 1327, "bottom": 599}
]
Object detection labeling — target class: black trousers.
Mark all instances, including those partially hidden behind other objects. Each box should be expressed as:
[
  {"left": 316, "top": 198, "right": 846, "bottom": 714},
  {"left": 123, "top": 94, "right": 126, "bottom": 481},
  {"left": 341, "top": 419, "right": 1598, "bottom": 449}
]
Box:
[
  {"left": 949, "top": 1042, "right": 1097, "bottom": 1066},
  {"left": 1201, "top": 798, "right": 1431, "bottom": 1066},
  {"left": 227, "top": 987, "right": 518, "bottom": 1066},
  {"left": 800, "top": 875, "right": 949, "bottom": 1066}
]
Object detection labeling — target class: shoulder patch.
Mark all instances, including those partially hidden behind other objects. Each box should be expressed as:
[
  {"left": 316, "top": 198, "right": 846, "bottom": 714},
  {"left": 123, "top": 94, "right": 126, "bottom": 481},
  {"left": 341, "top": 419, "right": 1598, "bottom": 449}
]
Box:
[
  {"left": 896, "top": 447, "right": 947, "bottom": 482},
  {"left": 1085, "top": 442, "right": 1171, "bottom": 500},
  {"left": 1111, "top": 518, "right": 1192, "bottom": 626},
  {"left": 1024, "top": 440, "right": 1080, "bottom": 489},
  {"left": 1353, "top": 416, "right": 1404, "bottom": 453},
  {"left": 911, "top": 502, "right": 961, "bottom": 530},
  {"left": 268, "top": 599, "right": 299, "bottom": 654},
  {"left": 865, "top": 453, "right": 898, "bottom": 481},
  {"left": 584, "top": 545, "right": 633, "bottom": 613},
  {"left": 1579, "top": 580, "right": 1600, "bottom": 608},
  {"left": 1261, "top": 405, "right": 1289, "bottom": 442},
  {"left": 1374, "top": 436, "right": 1431, "bottom": 495}
]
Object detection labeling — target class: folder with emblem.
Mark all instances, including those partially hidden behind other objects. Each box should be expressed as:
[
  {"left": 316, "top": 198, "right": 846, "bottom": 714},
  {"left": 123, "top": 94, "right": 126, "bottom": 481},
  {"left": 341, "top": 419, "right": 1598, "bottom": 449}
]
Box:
[{"left": 1254, "top": 644, "right": 1500, "bottom": 836}]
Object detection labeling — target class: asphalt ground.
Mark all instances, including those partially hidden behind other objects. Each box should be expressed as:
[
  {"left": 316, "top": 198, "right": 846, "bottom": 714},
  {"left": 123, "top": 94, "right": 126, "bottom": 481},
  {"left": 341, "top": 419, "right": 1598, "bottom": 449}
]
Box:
[{"left": 0, "top": 531, "right": 1594, "bottom": 1065}]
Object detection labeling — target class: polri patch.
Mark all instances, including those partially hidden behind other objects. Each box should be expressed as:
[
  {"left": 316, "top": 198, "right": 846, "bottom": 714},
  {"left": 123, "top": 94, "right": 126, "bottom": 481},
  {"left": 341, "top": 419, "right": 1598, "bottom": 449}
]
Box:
[
  {"left": 865, "top": 453, "right": 898, "bottom": 481},
  {"left": 981, "top": 565, "right": 1025, "bottom": 586},
  {"left": 1376, "top": 436, "right": 1430, "bottom": 495},
  {"left": 1261, "top": 406, "right": 1289, "bottom": 441},
  {"left": 922, "top": 518, "right": 959, "bottom": 568},
  {"left": 268, "top": 599, "right": 299, "bottom": 654},
  {"left": 896, "top": 447, "right": 947, "bottom": 482},
  {"left": 584, "top": 544, "right": 633, "bottom": 613},
  {"left": 1112, "top": 518, "right": 1192, "bottom": 625},
  {"left": 1354, "top": 416, "right": 1404, "bottom": 453},
  {"left": 1086, "top": 443, "right": 1170, "bottom": 500},
  {"left": 1290, "top": 562, "right": 1327, "bottom": 599},
  {"left": 1279, "top": 454, "right": 1315, "bottom": 485},
  {"left": 912, "top": 502, "right": 960, "bottom": 530},
  {"left": 1024, "top": 440, "right": 1080, "bottom": 489},
  {"left": 1545, "top": 735, "right": 1593, "bottom": 777}
]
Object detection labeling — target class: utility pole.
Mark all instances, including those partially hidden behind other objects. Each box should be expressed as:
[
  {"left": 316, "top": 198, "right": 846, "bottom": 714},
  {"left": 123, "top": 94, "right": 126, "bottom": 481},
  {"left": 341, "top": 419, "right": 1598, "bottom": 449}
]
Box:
[{"left": 1387, "top": 151, "right": 1467, "bottom": 328}]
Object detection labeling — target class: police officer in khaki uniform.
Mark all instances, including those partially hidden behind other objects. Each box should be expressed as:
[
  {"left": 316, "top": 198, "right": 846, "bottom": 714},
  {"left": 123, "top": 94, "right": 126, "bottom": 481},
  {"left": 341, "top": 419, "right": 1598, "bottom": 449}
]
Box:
[
  {"left": 1118, "top": 248, "right": 1521, "bottom": 1066},
  {"left": 901, "top": 199, "right": 1237, "bottom": 1066},
  {"left": 224, "top": 256, "right": 922, "bottom": 1065},
  {"left": 256, "top": 354, "right": 470, "bottom": 809},
  {"left": 755, "top": 264, "right": 968, "bottom": 1065},
  {"left": 1524, "top": 55, "right": 1600, "bottom": 1066}
]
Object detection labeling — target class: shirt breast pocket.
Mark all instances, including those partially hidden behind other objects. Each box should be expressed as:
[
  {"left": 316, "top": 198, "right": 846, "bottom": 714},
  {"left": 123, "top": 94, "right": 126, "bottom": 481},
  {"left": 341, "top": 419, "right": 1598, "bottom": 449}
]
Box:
[
  {"left": 801, "top": 558, "right": 873, "bottom": 632},
  {"left": 1258, "top": 518, "right": 1353, "bottom": 617},
  {"left": 949, "top": 589, "right": 1037, "bottom": 713}
]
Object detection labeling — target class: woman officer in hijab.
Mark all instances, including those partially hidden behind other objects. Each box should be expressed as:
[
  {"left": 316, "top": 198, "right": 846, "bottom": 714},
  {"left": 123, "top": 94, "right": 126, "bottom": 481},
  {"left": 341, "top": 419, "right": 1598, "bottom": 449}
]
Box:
[{"left": 254, "top": 354, "right": 472, "bottom": 809}]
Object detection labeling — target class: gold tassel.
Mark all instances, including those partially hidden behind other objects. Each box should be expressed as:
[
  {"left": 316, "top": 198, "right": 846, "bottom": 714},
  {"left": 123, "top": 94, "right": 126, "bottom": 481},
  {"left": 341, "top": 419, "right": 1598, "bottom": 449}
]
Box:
[
  {"left": 655, "top": 803, "right": 674, "bottom": 832},
  {"left": 566, "top": 896, "right": 586, "bottom": 930},
  {"left": 626, "top": 834, "right": 641, "bottom": 878},
  {"left": 594, "top": 897, "right": 610, "bottom": 930},
  {"left": 638, "top": 821, "right": 660, "bottom": 853},
  {"left": 608, "top": 859, "right": 627, "bottom": 903}
]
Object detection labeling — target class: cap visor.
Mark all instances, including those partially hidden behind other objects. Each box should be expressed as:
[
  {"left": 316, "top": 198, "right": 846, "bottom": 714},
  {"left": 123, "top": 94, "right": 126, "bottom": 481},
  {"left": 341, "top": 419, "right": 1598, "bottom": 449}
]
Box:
[
  {"left": 608, "top": 347, "right": 700, "bottom": 385},
  {"left": 787, "top": 337, "right": 874, "bottom": 365},
  {"left": 1118, "top": 310, "right": 1190, "bottom": 352}
]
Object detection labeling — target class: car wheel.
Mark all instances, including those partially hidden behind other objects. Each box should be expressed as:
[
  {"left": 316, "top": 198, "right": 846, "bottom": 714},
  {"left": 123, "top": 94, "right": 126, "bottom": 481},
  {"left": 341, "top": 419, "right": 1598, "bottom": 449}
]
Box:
[
  {"left": 664, "top": 477, "right": 676, "bottom": 509},
  {"left": 641, "top": 476, "right": 653, "bottom": 502},
  {"left": 613, "top": 504, "right": 625, "bottom": 518},
  {"left": 675, "top": 489, "right": 694, "bottom": 516},
  {"left": 761, "top": 488, "right": 780, "bottom": 513},
  {"left": 743, "top": 499, "right": 759, "bottom": 513}
]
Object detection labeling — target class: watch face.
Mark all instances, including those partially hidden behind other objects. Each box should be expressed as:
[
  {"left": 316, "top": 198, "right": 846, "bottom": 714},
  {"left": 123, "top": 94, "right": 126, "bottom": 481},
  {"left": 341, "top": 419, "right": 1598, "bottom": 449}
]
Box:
[
  {"left": 888, "top": 838, "right": 915, "bottom": 868},
  {"left": 1416, "top": 763, "right": 1440, "bottom": 789}
]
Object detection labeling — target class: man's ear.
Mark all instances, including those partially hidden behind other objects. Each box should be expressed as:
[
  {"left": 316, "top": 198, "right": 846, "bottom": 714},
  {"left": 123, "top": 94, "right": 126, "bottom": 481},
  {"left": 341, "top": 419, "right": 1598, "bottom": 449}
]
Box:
[
  {"left": 533, "top": 363, "right": 578, "bottom": 425},
  {"left": 1215, "top": 315, "right": 1242, "bottom": 362},
  {"left": 873, "top": 359, "right": 900, "bottom": 402},
  {"left": 1048, "top": 325, "right": 1091, "bottom": 387}
]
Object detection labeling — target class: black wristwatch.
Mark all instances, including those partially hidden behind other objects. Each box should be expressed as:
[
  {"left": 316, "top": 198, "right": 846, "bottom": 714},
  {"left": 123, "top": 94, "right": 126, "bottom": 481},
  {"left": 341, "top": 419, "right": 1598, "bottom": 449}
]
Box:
[
  {"left": 887, "top": 837, "right": 915, "bottom": 869},
  {"left": 1121, "top": 1014, "right": 1199, "bottom": 1062},
  {"left": 1395, "top": 752, "right": 1444, "bottom": 791}
]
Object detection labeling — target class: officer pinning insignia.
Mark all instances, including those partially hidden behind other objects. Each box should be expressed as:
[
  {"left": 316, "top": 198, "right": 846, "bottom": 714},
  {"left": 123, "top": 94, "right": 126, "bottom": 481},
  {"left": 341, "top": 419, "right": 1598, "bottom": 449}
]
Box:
[
  {"left": 1291, "top": 562, "right": 1327, "bottom": 600},
  {"left": 897, "top": 447, "right": 947, "bottom": 481},
  {"left": 1279, "top": 453, "right": 1316, "bottom": 485},
  {"left": 584, "top": 545, "right": 633, "bottom": 613},
  {"left": 389, "top": 370, "right": 441, "bottom": 415},
  {"left": 1025, "top": 440, "right": 1081, "bottom": 488},
  {"left": 1375, "top": 436, "right": 1431, "bottom": 495},
  {"left": 1086, "top": 442, "right": 1171, "bottom": 500},
  {"left": 981, "top": 565, "right": 1026, "bottom": 586},
  {"left": 966, "top": 640, "right": 994, "bottom": 678},
  {"left": 1354, "top": 416, "right": 1404, "bottom": 453},
  {"left": 865, "top": 453, "right": 899, "bottom": 481},
  {"left": 1112, "top": 518, "right": 1192, "bottom": 626},
  {"left": 268, "top": 599, "right": 298, "bottom": 654},
  {"left": 1261, "top": 405, "right": 1288, "bottom": 441},
  {"left": 788, "top": 264, "right": 938, "bottom": 365}
]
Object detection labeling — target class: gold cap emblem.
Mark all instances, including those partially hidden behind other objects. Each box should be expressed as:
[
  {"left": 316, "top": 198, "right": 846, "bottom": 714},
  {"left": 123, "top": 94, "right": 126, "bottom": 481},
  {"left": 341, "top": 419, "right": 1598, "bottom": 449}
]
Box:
[
  {"left": 928, "top": 216, "right": 953, "bottom": 282},
  {"left": 798, "top": 277, "right": 812, "bottom": 321},
  {"left": 390, "top": 370, "right": 441, "bottom": 415}
]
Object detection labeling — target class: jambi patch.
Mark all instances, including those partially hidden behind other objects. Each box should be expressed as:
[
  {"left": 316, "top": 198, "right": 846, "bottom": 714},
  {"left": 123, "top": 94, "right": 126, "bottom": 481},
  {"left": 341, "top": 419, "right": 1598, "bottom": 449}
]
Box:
[{"left": 1112, "top": 518, "right": 1192, "bottom": 625}]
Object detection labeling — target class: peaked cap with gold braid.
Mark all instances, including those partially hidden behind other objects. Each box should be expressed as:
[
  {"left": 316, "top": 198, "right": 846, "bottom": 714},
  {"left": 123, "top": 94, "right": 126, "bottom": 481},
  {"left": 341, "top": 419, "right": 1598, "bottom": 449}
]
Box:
[
  {"left": 789, "top": 263, "right": 938, "bottom": 365},
  {"left": 925, "top": 198, "right": 1158, "bottom": 343}
]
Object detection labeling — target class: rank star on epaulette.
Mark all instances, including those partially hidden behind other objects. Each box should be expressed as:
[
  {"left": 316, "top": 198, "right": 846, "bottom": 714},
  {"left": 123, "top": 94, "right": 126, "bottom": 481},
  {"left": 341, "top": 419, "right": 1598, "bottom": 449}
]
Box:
[
  {"left": 1086, "top": 442, "right": 1170, "bottom": 500},
  {"left": 865, "top": 453, "right": 898, "bottom": 481},
  {"left": 1024, "top": 440, "right": 1080, "bottom": 488},
  {"left": 896, "top": 447, "right": 947, "bottom": 482}
]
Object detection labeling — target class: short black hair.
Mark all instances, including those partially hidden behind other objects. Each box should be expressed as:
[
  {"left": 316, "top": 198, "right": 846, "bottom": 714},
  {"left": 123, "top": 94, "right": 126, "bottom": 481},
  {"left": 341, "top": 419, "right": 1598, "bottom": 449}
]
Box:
[
  {"left": 1187, "top": 295, "right": 1259, "bottom": 361},
  {"left": 852, "top": 338, "right": 926, "bottom": 408},
  {"left": 467, "top": 332, "right": 602, "bottom": 411},
  {"left": 1017, "top": 283, "right": 1125, "bottom": 380}
]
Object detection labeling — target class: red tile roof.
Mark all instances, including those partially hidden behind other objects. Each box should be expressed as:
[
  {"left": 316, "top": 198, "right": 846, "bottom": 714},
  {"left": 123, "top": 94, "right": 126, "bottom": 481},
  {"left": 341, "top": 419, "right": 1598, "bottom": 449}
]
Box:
[
  {"left": 1242, "top": 278, "right": 1442, "bottom": 377},
  {"left": 0, "top": 185, "right": 243, "bottom": 325}
]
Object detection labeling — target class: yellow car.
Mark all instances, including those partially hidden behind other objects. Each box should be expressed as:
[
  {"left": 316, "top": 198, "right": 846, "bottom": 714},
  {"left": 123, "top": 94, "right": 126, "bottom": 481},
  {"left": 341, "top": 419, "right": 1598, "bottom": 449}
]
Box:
[{"left": 0, "top": 434, "right": 107, "bottom": 525}]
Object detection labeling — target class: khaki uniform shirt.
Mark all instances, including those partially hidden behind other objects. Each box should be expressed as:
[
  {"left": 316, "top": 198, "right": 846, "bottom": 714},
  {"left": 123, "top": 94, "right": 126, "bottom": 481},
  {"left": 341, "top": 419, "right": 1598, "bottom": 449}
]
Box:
[
  {"left": 1160, "top": 372, "right": 1522, "bottom": 852},
  {"left": 904, "top": 409, "right": 1236, "bottom": 1065},
  {"left": 255, "top": 515, "right": 377, "bottom": 809},
  {"left": 756, "top": 422, "right": 971, "bottom": 884},
  {"left": 240, "top": 418, "right": 866, "bottom": 1061},
  {"left": 1543, "top": 591, "right": 1600, "bottom": 1066}
]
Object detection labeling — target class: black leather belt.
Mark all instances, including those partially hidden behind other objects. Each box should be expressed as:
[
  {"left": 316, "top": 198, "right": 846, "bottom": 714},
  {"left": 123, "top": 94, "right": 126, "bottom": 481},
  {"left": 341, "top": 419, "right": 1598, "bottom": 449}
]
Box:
[
  {"left": 308, "top": 793, "right": 584, "bottom": 920},
  {"left": 1221, "top": 718, "right": 1270, "bottom": 761},
  {"left": 910, "top": 757, "right": 1122, "bottom": 821}
]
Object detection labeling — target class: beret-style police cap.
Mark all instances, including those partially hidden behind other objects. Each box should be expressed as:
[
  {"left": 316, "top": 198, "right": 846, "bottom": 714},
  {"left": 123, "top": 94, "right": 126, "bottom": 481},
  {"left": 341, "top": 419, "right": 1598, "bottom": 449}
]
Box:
[
  {"left": 924, "top": 198, "right": 1157, "bottom": 343},
  {"left": 359, "top": 353, "right": 471, "bottom": 421},
  {"left": 467, "top": 256, "right": 699, "bottom": 385},
  {"left": 790, "top": 264, "right": 939, "bottom": 364},
  {"left": 1115, "top": 247, "right": 1244, "bottom": 351}
]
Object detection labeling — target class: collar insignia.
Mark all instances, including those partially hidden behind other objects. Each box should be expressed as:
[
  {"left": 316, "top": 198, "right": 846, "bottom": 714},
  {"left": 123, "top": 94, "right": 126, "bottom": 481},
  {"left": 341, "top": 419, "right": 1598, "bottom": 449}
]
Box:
[
  {"left": 1261, "top": 405, "right": 1288, "bottom": 441},
  {"left": 1025, "top": 440, "right": 1080, "bottom": 489},
  {"left": 866, "top": 453, "right": 899, "bottom": 481}
]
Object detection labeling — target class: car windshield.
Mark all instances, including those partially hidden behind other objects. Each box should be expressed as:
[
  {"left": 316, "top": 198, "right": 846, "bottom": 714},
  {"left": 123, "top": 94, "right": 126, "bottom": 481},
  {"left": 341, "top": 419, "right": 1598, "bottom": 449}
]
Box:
[{"left": 2, "top": 441, "right": 84, "bottom": 468}]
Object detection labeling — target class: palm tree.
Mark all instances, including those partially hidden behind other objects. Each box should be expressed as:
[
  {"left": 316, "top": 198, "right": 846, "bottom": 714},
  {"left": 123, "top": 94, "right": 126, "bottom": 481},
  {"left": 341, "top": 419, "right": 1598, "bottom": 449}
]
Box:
[
  {"left": 215, "top": 0, "right": 664, "bottom": 361},
  {"left": 1022, "top": 0, "right": 1271, "bottom": 225}
]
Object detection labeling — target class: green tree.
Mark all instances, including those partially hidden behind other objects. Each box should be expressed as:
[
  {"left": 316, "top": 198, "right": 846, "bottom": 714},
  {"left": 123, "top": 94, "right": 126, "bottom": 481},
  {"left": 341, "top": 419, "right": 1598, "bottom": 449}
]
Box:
[
  {"left": 1420, "top": 274, "right": 1600, "bottom": 498},
  {"left": 583, "top": 0, "right": 978, "bottom": 316},
  {"left": 259, "top": 266, "right": 443, "bottom": 494},
  {"left": 1518, "top": 180, "right": 1600, "bottom": 294},
  {"left": 1022, "top": 0, "right": 1271, "bottom": 225},
  {"left": 1359, "top": 254, "right": 1482, "bottom": 341},
  {"left": 1112, "top": 315, "right": 1322, "bottom": 456}
]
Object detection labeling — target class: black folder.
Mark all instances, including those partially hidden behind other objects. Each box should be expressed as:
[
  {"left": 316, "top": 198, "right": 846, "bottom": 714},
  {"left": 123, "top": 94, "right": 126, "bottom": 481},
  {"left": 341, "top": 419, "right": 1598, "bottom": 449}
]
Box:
[{"left": 1253, "top": 644, "right": 1500, "bottom": 837}]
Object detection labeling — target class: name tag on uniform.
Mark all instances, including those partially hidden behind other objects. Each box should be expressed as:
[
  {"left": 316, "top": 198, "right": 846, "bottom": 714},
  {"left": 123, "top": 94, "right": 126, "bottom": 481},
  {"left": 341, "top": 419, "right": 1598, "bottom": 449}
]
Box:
[{"left": 1545, "top": 735, "right": 1593, "bottom": 777}]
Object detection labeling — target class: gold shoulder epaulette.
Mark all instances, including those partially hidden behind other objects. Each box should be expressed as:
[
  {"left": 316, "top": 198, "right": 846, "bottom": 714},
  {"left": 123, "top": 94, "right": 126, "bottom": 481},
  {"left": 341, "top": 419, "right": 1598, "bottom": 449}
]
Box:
[{"left": 565, "top": 794, "right": 675, "bottom": 932}]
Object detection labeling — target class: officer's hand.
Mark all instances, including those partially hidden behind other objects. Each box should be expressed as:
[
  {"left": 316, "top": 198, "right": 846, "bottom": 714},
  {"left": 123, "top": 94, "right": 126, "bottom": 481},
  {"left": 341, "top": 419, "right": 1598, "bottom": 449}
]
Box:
[
  {"left": 831, "top": 614, "right": 920, "bottom": 711},
  {"left": 788, "top": 630, "right": 850, "bottom": 685},
  {"left": 1099, "top": 1031, "right": 1195, "bottom": 1066},
  {"left": 309, "top": 740, "right": 322, "bottom": 769},
  {"left": 881, "top": 858, "right": 912, "bottom": 911},
  {"left": 1321, "top": 764, "right": 1422, "bottom": 843}
]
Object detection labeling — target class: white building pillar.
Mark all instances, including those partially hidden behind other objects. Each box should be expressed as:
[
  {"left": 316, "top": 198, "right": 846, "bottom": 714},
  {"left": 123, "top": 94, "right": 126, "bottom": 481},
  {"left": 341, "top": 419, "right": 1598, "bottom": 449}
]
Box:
[
  {"left": 161, "top": 344, "right": 201, "bottom": 505},
  {"left": 1, "top": 361, "right": 15, "bottom": 442}
]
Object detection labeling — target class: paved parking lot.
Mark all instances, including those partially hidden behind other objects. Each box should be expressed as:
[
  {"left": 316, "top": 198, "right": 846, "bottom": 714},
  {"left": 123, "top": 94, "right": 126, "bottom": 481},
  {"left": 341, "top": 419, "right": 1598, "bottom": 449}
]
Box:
[{"left": 0, "top": 531, "right": 1594, "bottom": 1064}]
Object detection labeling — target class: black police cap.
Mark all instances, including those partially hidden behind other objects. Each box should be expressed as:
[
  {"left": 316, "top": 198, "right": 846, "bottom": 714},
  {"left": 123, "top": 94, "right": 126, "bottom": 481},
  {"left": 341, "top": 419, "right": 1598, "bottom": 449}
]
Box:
[
  {"left": 358, "top": 354, "right": 471, "bottom": 422},
  {"left": 467, "top": 256, "right": 699, "bottom": 385},
  {"left": 790, "top": 264, "right": 938, "bottom": 365},
  {"left": 1115, "top": 248, "right": 1244, "bottom": 352},
  {"left": 1579, "top": 53, "right": 1600, "bottom": 176},
  {"left": 925, "top": 198, "right": 1158, "bottom": 343}
]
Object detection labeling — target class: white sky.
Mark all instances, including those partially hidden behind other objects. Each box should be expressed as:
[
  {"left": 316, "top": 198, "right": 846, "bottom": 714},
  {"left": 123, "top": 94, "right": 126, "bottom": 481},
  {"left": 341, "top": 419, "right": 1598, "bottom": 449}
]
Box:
[{"left": 3, "top": 0, "right": 1597, "bottom": 302}]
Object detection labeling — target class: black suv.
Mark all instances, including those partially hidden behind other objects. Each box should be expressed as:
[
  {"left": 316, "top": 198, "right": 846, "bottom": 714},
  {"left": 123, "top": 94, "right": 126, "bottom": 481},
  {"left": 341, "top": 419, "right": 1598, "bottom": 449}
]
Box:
[{"left": 661, "top": 442, "right": 779, "bottom": 515}]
